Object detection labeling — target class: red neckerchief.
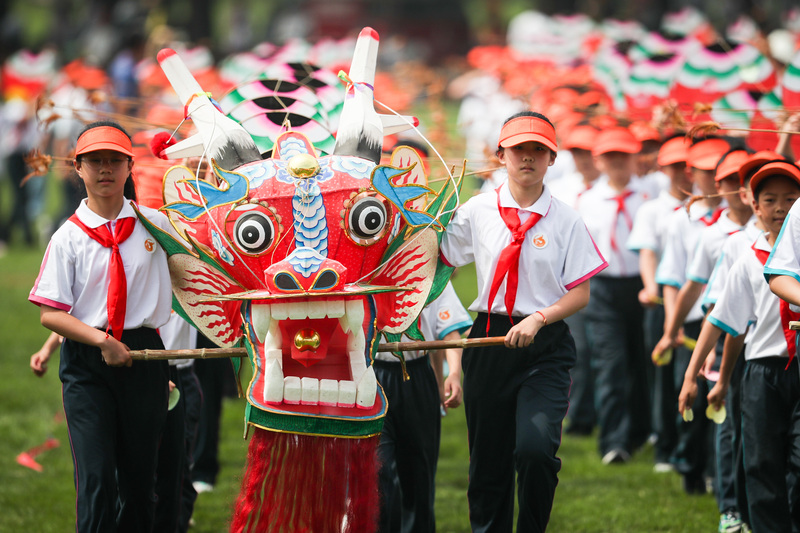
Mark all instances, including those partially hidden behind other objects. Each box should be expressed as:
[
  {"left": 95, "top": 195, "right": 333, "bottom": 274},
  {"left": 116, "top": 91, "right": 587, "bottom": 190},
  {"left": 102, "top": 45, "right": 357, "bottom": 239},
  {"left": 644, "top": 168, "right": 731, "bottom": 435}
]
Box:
[
  {"left": 608, "top": 190, "right": 633, "bottom": 252},
  {"left": 69, "top": 214, "right": 137, "bottom": 340},
  {"left": 700, "top": 207, "right": 725, "bottom": 227},
  {"left": 486, "top": 187, "right": 543, "bottom": 333},
  {"left": 752, "top": 242, "right": 799, "bottom": 368}
]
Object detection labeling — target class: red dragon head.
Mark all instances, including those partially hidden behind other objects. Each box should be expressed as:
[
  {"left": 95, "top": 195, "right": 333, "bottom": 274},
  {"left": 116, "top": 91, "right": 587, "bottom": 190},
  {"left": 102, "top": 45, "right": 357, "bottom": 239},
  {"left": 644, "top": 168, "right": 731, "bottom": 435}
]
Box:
[{"left": 138, "top": 28, "right": 461, "bottom": 438}]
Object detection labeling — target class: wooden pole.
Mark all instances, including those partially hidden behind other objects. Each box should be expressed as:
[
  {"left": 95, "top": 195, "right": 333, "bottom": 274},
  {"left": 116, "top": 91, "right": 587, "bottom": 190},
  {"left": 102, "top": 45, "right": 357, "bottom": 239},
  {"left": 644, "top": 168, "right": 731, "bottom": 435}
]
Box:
[{"left": 129, "top": 336, "right": 509, "bottom": 361}]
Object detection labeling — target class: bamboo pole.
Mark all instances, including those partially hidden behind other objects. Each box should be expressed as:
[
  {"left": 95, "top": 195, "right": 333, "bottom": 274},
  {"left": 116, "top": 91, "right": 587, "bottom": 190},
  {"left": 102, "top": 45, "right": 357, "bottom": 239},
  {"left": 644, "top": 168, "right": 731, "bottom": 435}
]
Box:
[{"left": 129, "top": 336, "right": 509, "bottom": 361}]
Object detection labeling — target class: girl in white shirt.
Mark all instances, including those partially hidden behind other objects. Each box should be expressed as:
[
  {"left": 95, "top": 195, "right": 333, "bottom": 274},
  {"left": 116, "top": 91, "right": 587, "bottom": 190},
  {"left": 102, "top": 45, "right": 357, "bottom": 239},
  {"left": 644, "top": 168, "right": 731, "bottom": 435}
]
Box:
[
  {"left": 441, "top": 111, "right": 607, "bottom": 532},
  {"left": 29, "top": 121, "right": 176, "bottom": 533}
]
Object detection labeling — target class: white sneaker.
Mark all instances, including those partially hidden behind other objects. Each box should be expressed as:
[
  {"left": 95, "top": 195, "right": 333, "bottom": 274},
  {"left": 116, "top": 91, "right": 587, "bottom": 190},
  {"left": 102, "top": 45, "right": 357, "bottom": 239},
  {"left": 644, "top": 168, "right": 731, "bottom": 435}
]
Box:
[
  {"left": 653, "top": 462, "right": 674, "bottom": 473},
  {"left": 601, "top": 448, "right": 630, "bottom": 465},
  {"left": 193, "top": 481, "right": 214, "bottom": 494}
]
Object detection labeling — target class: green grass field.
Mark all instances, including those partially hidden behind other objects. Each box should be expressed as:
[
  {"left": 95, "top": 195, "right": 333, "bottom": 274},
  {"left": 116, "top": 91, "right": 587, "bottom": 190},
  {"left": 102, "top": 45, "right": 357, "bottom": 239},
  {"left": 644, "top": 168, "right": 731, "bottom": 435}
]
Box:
[{"left": 1, "top": 242, "right": 720, "bottom": 532}]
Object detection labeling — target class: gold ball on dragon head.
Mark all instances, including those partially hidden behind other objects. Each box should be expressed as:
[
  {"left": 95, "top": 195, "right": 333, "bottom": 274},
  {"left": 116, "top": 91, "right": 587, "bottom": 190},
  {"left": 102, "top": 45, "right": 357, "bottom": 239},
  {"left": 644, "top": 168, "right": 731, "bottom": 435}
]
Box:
[{"left": 287, "top": 153, "right": 320, "bottom": 179}]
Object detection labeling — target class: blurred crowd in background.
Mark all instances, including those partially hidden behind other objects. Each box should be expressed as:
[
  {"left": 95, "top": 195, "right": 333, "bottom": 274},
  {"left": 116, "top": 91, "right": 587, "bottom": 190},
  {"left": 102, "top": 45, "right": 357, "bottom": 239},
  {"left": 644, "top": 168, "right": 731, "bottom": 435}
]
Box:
[{"left": 0, "top": 0, "right": 798, "bottom": 249}]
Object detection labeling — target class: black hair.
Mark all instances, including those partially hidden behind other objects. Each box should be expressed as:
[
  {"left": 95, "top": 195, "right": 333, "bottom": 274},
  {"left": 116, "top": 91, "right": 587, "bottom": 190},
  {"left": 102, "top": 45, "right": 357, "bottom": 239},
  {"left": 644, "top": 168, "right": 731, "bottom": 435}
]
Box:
[
  {"left": 77, "top": 120, "right": 132, "bottom": 143},
  {"left": 713, "top": 146, "right": 754, "bottom": 176},
  {"left": 76, "top": 121, "right": 137, "bottom": 201},
  {"left": 502, "top": 111, "right": 554, "bottom": 128},
  {"left": 753, "top": 163, "right": 800, "bottom": 201},
  {"left": 744, "top": 155, "right": 791, "bottom": 187}
]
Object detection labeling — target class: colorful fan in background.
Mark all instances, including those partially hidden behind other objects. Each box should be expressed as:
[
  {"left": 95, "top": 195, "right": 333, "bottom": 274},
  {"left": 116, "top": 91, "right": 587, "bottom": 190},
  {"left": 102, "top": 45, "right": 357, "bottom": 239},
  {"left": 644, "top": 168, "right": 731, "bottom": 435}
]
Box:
[
  {"left": 217, "top": 50, "right": 274, "bottom": 88},
  {"left": 261, "top": 61, "right": 344, "bottom": 119},
  {"left": 219, "top": 77, "right": 336, "bottom": 156},
  {"left": 670, "top": 40, "right": 776, "bottom": 107},
  {"left": 218, "top": 60, "right": 345, "bottom": 157},
  {"left": 623, "top": 53, "right": 684, "bottom": 120},
  {"left": 629, "top": 30, "right": 696, "bottom": 61},
  {"left": 783, "top": 49, "right": 800, "bottom": 111},
  {"left": 592, "top": 42, "right": 631, "bottom": 112}
]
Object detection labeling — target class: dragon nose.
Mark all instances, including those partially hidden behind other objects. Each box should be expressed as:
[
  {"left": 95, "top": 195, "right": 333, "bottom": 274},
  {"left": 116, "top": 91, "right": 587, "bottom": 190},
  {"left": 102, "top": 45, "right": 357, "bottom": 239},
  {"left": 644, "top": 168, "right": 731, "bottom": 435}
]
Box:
[{"left": 271, "top": 268, "right": 341, "bottom": 292}]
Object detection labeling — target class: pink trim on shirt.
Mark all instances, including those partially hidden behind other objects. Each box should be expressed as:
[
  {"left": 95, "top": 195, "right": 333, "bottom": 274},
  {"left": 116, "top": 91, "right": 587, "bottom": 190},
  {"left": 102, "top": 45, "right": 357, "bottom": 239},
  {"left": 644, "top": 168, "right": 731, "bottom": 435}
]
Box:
[
  {"left": 440, "top": 252, "right": 454, "bottom": 268},
  {"left": 564, "top": 226, "right": 608, "bottom": 290},
  {"left": 28, "top": 294, "right": 71, "bottom": 311},
  {"left": 30, "top": 242, "right": 53, "bottom": 298},
  {"left": 566, "top": 261, "right": 609, "bottom": 290}
]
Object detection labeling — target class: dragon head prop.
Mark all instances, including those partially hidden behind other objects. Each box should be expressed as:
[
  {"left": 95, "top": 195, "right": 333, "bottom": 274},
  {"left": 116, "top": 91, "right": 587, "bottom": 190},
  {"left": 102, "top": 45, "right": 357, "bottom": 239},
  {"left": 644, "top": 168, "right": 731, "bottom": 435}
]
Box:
[
  {"left": 142, "top": 27, "right": 461, "bottom": 437},
  {"left": 137, "top": 27, "right": 461, "bottom": 532}
]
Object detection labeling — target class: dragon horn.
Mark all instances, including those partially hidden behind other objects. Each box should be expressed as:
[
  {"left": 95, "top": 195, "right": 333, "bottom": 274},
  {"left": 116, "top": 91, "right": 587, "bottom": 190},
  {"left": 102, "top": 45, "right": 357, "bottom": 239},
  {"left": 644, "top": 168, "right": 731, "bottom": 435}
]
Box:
[
  {"left": 157, "top": 48, "right": 262, "bottom": 170},
  {"left": 332, "top": 27, "right": 384, "bottom": 164}
]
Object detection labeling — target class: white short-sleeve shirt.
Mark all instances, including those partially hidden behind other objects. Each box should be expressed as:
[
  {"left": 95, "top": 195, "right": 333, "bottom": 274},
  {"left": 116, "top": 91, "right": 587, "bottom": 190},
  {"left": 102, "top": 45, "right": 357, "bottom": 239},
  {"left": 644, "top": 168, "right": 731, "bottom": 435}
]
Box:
[
  {"left": 547, "top": 171, "right": 594, "bottom": 209},
  {"left": 655, "top": 203, "right": 723, "bottom": 322},
  {"left": 375, "top": 281, "right": 473, "bottom": 362},
  {"left": 30, "top": 199, "right": 176, "bottom": 331},
  {"left": 576, "top": 179, "right": 646, "bottom": 277},
  {"left": 702, "top": 220, "right": 762, "bottom": 310},
  {"left": 765, "top": 200, "right": 800, "bottom": 284},
  {"left": 630, "top": 170, "right": 669, "bottom": 201},
  {"left": 709, "top": 234, "right": 788, "bottom": 361},
  {"left": 687, "top": 210, "right": 754, "bottom": 284},
  {"left": 442, "top": 183, "right": 607, "bottom": 315},
  {"left": 627, "top": 189, "right": 684, "bottom": 257}
]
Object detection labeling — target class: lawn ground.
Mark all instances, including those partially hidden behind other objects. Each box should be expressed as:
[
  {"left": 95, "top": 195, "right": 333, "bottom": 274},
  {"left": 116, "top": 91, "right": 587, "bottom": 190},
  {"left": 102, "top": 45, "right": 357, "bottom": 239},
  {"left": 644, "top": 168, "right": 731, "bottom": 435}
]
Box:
[{"left": 1, "top": 244, "right": 719, "bottom": 532}]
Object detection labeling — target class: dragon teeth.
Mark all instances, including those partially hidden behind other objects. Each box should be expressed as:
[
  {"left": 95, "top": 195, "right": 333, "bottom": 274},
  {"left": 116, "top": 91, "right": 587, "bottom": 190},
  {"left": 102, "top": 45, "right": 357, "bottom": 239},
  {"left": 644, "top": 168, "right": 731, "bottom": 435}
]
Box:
[
  {"left": 263, "top": 360, "right": 284, "bottom": 404},
  {"left": 319, "top": 379, "right": 338, "bottom": 406},
  {"left": 326, "top": 299, "right": 345, "bottom": 318},
  {"left": 300, "top": 377, "right": 319, "bottom": 405},
  {"left": 271, "top": 301, "right": 290, "bottom": 320},
  {"left": 253, "top": 297, "right": 375, "bottom": 407},
  {"left": 288, "top": 300, "right": 309, "bottom": 320},
  {"left": 308, "top": 300, "right": 327, "bottom": 319},
  {"left": 349, "top": 350, "right": 367, "bottom": 383},
  {"left": 356, "top": 366, "right": 377, "bottom": 408},
  {"left": 283, "top": 376, "right": 301, "bottom": 404},
  {"left": 265, "top": 324, "right": 282, "bottom": 351},
  {"left": 251, "top": 304, "right": 270, "bottom": 343},
  {"left": 345, "top": 299, "right": 364, "bottom": 334},
  {"left": 338, "top": 381, "right": 356, "bottom": 408}
]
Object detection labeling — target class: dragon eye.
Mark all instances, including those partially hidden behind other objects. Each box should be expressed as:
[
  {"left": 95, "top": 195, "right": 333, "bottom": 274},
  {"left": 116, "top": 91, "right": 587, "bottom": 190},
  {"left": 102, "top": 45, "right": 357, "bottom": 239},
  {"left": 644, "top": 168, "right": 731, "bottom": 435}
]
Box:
[
  {"left": 226, "top": 205, "right": 279, "bottom": 255},
  {"left": 348, "top": 197, "right": 388, "bottom": 242}
]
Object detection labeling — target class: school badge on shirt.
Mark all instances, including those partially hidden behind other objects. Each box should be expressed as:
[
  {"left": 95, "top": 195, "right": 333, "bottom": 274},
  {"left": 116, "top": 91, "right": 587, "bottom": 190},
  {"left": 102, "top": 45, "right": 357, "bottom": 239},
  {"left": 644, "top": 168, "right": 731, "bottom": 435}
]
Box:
[
  {"left": 531, "top": 233, "right": 547, "bottom": 249},
  {"left": 144, "top": 238, "right": 156, "bottom": 252}
]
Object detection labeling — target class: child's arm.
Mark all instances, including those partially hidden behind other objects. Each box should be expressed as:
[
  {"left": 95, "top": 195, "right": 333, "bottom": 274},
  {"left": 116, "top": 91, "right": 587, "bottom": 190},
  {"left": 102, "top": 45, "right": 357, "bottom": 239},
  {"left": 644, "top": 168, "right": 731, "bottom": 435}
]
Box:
[
  {"left": 40, "top": 305, "right": 132, "bottom": 367},
  {"left": 652, "top": 284, "right": 680, "bottom": 359},
  {"left": 637, "top": 248, "right": 660, "bottom": 307},
  {"left": 442, "top": 332, "right": 464, "bottom": 410},
  {"left": 776, "top": 112, "right": 800, "bottom": 161},
  {"left": 707, "top": 332, "right": 746, "bottom": 410},
  {"left": 30, "top": 331, "right": 63, "bottom": 377},
  {"left": 678, "top": 318, "right": 723, "bottom": 415},
  {"left": 430, "top": 331, "right": 464, "bottom": 412},
  {"left": 505, "top": 280, "right": 590, "bottom": 348},
  {"left": 768, "top": 275, "right": 800, "bottom": 307}
]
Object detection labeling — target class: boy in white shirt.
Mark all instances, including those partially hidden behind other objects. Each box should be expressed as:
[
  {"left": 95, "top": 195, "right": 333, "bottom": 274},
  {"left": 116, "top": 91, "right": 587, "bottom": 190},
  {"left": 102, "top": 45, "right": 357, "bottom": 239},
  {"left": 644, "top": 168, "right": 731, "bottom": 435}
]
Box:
[
  {"left": 627, "top": 134, "right": 692, "bottom": 471},
  {"left": 683, "top": 160, "right": 800, "bottom": 532},
  {"left": 576, "top": 126, "right": 650, "bottom": 464}
]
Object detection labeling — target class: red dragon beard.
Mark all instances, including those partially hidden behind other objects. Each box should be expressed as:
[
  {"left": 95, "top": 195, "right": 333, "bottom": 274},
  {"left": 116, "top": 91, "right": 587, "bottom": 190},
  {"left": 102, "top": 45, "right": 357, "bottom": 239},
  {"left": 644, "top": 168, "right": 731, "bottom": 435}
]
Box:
[{"left": 230, "top": 428, "right": 380, "bottom": 533}]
